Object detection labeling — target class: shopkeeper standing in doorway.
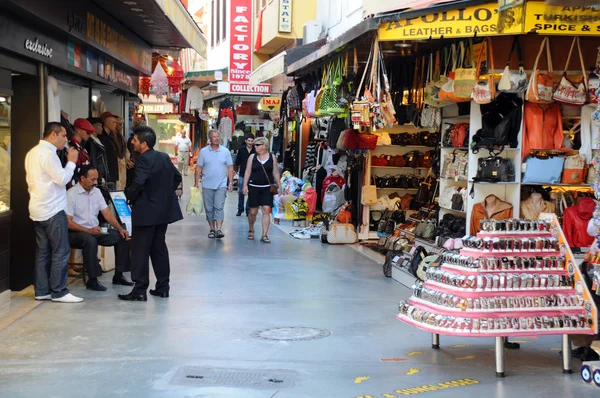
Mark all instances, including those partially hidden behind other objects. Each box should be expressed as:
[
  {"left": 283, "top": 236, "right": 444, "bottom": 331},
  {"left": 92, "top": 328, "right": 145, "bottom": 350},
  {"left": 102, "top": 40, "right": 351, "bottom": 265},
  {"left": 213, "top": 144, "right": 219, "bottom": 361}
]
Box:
[
  {"left": 235, "top": 133, "right": 254, "bottom": 217},
  {"left": 98, "top": 112, "right": 120, "bottom": 186}
]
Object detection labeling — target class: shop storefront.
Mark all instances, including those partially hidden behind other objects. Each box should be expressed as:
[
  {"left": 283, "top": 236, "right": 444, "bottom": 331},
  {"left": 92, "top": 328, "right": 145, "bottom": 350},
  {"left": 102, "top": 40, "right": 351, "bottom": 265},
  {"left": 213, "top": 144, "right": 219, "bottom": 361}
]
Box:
[
  {"left": 0, "top": 0, "right": 205, "bottom": 300},
  {"left": 281, "top": 0, "right": 600, "bottom": 375}
]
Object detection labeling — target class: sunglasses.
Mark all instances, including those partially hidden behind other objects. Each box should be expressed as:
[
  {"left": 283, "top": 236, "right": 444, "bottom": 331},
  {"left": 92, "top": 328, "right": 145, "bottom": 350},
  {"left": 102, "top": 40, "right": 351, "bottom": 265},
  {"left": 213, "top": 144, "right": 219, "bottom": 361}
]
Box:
[{"left": 254, "top": 144, "right": 264, "bottom": 147}]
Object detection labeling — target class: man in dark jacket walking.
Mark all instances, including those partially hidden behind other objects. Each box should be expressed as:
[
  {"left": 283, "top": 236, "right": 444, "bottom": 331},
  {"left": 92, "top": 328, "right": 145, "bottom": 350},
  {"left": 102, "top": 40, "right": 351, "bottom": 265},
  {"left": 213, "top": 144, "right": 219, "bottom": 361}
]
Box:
[{"left": 118, "top": 126, "right": 183, "bottom": 301}]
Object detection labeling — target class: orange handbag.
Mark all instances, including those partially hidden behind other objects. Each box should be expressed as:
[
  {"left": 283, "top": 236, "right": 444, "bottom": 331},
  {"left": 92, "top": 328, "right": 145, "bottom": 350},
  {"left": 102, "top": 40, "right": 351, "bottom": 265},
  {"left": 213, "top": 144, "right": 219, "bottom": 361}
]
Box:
[{"left": 526, "top": 37, "right": 555, "bottom": 104}]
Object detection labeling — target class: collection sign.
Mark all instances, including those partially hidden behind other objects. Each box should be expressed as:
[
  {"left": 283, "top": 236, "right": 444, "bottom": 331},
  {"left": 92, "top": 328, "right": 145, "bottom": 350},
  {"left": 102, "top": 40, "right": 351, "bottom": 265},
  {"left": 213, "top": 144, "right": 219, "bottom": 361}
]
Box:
[
  {"left": 278, "top": 0, "right": 293, "bottom": 33},
  {"left": 230, "top": 83, "right": 271, "bottom": 94},
  {"left": 229, "top": 0, "right": 253, "bottom": 83},
  {"left": 524, "top": 2, "right": 600, "bottom": 35}
]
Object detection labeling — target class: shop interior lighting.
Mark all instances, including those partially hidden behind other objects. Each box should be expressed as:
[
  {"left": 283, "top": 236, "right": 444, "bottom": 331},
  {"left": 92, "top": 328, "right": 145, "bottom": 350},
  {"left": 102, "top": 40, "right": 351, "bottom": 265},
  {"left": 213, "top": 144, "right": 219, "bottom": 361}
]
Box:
[
  {"left": 123, "top": 1, "right": 137, "bottom": 4},
  {"left": 395, "top": 42, "right": 412, "bottom": 48},
  {"left": 0, "top": 97, "right": 6, "bottom": 103},
  {"left": 382, "top": 50, "right": 397, "bottom": 54},
  {"left": 143, "top": 20, "right": 154, "bottom": 23},
  {"left": 10, "top": 73, "right": 19, "bottom": 76},
  {"left": 138, "top": 14, "right": 148, "bottom": 18},
  {"left": 131, "top": 8, "right": 144, "bottom": 12},
  {"left": 92, "top": 95, "right": 98, "bottom": 102}
]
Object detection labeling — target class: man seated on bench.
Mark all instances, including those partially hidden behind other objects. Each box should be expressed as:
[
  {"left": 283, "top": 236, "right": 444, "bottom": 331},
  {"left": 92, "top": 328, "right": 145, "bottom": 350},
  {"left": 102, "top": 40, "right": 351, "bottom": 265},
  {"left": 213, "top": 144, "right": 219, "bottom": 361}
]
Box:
[{"left": 66, "top": 165, "right": 133, "bottom": 291}]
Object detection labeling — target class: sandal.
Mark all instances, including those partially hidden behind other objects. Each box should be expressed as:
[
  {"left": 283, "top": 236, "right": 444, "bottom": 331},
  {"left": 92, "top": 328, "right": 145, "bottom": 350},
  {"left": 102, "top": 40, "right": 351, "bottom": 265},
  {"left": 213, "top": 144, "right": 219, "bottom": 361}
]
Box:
[
  {"left": 260, "top": 236, "right": 271, "bottom": 243},
  {"left": 248, "top": 230, "right": 255, "bottom": 240},
  {"left": 215, "top": 230, "right": 225, "bottom": 239},
  {"left": 208, "top": 230, "right": 215, "bottom": 238}
]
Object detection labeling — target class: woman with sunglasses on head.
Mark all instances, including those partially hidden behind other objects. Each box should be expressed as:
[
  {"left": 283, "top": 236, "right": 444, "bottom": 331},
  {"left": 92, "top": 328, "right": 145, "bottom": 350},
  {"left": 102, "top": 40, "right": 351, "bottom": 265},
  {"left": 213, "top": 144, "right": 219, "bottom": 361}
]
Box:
[{"left": 242, "top": 137, "right": 281, "bottom": 243}]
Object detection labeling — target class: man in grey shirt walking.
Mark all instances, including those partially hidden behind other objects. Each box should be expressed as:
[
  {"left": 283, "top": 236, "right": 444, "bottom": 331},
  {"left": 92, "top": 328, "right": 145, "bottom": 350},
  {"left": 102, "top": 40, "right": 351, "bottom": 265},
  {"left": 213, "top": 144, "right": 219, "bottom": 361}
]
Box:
[{"left": 194, "top": 130, "right": 234, "bottom": 239}]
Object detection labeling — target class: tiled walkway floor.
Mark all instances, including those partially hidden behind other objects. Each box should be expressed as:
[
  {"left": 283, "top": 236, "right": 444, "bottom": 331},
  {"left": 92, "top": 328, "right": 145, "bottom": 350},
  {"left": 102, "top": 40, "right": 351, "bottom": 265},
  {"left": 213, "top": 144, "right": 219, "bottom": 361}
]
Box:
[{"left": 0, "top": 177, "right": 595, "bottom": 397}]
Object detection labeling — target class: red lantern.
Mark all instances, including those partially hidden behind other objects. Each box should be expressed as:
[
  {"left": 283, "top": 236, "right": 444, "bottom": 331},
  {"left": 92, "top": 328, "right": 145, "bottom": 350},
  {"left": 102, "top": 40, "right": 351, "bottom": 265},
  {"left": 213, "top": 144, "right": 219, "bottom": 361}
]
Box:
[
  {"left": 167, "top": 58, "right": 184, "bottom": 94},
  {"left": 139, "top": 76, "right": 151, "bottom": 97}
]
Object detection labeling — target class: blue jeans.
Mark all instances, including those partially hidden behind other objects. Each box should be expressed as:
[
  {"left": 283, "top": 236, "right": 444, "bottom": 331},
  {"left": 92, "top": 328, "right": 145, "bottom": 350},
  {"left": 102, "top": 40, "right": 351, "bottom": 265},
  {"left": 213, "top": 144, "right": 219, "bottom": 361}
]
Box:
[
  {"left": 33, "top": 211, "right": 70, "bottom": 298},
  {"left": 237, "top": 176, "right": 250, "bottom": 214}
]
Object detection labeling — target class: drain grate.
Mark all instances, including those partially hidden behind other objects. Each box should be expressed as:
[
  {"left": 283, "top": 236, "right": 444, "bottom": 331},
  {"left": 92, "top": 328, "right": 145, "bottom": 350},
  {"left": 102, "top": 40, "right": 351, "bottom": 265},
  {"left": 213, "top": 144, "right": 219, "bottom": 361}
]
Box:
[
  {"left": 251, "top": 327, "right": 331, "bottom": 341},
  {"left": 170, "top": 366, "right": 297, "bottom": 389}
]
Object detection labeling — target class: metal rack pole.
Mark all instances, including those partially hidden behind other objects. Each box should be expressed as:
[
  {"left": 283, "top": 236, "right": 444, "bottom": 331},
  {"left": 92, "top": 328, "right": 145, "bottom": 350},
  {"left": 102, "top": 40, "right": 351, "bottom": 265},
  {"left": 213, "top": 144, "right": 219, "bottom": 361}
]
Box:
[
  {"left": 495, "top": 336, "right": 505, "bottom": 377},
  {"left": 432, "top": 333, "right": 440, "bottom": 349},
  {"left": 562, "top": 334, "right": 573, "bottom": 374}
]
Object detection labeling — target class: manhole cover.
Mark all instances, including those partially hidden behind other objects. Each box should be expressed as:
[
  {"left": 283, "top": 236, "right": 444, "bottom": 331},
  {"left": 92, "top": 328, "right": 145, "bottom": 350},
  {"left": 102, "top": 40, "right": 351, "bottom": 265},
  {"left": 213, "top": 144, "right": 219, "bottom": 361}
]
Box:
[
  {"left": 170, "top": 366, "right": 297, "bottom": 389},
  {"left": 251, "top": 327, "right": 331, "bottom": 341}
]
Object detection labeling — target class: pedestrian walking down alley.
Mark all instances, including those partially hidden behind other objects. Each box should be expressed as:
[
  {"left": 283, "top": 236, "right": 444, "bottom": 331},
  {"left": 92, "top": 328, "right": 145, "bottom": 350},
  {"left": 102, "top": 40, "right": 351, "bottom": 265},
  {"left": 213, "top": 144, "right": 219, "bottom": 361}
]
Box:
[{"left": 0, "top": 179, "right": 595, "bottom": 397}]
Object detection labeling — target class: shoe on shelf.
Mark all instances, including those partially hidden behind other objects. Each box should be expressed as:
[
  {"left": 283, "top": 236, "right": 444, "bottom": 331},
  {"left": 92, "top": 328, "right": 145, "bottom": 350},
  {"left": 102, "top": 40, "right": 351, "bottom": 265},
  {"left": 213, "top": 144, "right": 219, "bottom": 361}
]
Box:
[
  {"left": 215, "top": 230, "right": 225, "bottom": 239},
  {"left": 112, "top": 275, "right": 134, "bottom": 286},
  {"left": 118, "top": 291, "right": 147, "bottom": 301},
  {"left": 86, "top": 279, "right": 107, "bottom": 291},
  {"left": 52, "top": 293, "right": 83, "bottom": 303},
  {"left": 149, "top": 289, "right": 169, "bottom": 298},
  {"left": 34, "top": 294, "right": 52, "bottom": 301}
]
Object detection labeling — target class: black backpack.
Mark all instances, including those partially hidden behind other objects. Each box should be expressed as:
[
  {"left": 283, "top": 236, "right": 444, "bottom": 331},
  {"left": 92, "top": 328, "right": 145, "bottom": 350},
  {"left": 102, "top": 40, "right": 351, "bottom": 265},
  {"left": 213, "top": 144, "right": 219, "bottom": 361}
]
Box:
[{"left": 409, "top": 246, "right": 428, "bottom": 278}]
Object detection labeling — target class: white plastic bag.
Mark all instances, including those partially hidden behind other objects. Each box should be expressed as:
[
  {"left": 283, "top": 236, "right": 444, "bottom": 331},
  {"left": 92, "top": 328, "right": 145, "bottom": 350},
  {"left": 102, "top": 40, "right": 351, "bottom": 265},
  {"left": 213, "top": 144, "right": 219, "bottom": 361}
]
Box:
[{"left": 186, "top": 186, "right": 204, "bottom": 216}]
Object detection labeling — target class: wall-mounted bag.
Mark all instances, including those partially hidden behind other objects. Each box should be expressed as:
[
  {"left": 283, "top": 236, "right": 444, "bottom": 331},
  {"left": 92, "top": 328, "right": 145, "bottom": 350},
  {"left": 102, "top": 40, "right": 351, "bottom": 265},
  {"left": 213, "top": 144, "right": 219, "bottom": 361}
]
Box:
[
  {"left": 522, "top": 154, "right": 564, "bottom": 184},
  {"left": 327, "top": 223, "right": 358, "bottom": 244},
  {"left": 357, "top": 133, "right": 378, "bottom": 150},
  {"left": 561, "top": 154, "right": 587, "bottom": 184},
  {"left": 374, "top": 132, "right": 392, "bottom": 146},
  {"left": 526, "top": 37, "right": 555, "bottom": 104},
  {"left": 343, "top": 129, "right": 359, "bottom": 150},
  {"left": 553, "top": 37, "right": 588, "bottom": 107},
  {"left": 450, "top": 123, "right": 469, "bottom": 147},
  {"left": 588, "top": 69, "right": 600, "bottom": 104},
  {"left": 472, "top": 37, "right": 496, "bottom": 105},
  {"left": 453, "top": 39, "right": 477, "bottom": 100},
  {"left": 439, "top": 42, "right": 472, "bottom": 103},
  {"left": 474, "top": 156, "right": 515, "bottom": 182},
  {"left": 424, "top": 51, "right": 450, "bottom": 108},
  {"left": 421, "top": 105, "right": 441, "bottom": 131},
  {"left": 361, "top": 185, "right": 378, "bottom": 205},
  {"left": 498, "top": 36, "right": 528, "bottom": 94}
]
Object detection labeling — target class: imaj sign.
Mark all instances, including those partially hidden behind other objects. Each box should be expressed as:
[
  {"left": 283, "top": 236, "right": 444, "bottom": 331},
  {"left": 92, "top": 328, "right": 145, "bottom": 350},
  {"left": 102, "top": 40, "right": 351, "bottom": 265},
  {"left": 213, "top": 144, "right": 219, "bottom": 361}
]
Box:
[{"left": 279, "top": 0, "right": 292, "bottom": 33}]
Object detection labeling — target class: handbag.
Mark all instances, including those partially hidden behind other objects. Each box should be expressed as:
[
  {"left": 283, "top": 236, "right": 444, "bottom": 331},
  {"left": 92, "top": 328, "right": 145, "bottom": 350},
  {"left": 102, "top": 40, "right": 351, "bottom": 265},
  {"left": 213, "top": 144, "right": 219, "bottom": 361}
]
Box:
[
  {"left": 260, "top": 155, "right": 278, "bottom": 195},
  {"left": 374, "top": 132, "right": 392, "bottom": 146},
  {"left": 527, "top": 37, "right": 555, "bottom": 104},
  {"left": 589, "top": 69, "right": 600, "bottom": 104},
  {"left": 561, "top": 154, "right": 587, "bottom": 184},
  {"left": 357, "top": 133, "right": 378, "bottom": 150},
  {"left": 522, "top": 154, "right": 564, "bottom": 184},
  {"left": 361, "top": 185, "right": 378, "bottom": 205},
  {"left": 498, "top": 36, "right": 528, "bottom": 94},
  {"left": 553, "top": 37, "right": 588, "bottom": 107},
  {"left": 472, "top": 37, "right": 496, "bottom": 105},
  {"left": 439, "top": 42, "right": 471, "bottom": 103},
  {"left": 454, "top": 39, "right": 477, "bottom": 100},
  {"left": 327, "top": 223, "right": 358, "bottom": 244},
  {"left": 474, "top": 155, "right": 515, "bottom": 182},
  {"left": 450, "top": 123, "right": 468, "bottom": 148},
  {"left": 424, "top": 51, "right": 450, "bottom": 108},
  {"left": 343, "top": 129, "right": 359, "bottom": 150},
  {"left": 421, "top": 105, "right": 441, "bottom": 131}
]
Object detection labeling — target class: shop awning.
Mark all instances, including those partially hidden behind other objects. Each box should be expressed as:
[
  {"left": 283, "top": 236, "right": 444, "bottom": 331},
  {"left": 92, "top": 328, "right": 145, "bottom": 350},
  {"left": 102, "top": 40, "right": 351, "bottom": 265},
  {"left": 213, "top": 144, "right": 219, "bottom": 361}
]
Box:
[
  {"left": 183, "top": 68, "right": 228, "bottom": 89},
  {"left": 91, "top": 0, "right": 208, "bottom": 58},
  {"left": 286, "top": 18, "right": 380, "bottom": 76},
  {"left": 248, "top": 52, "right": 286, "bottom": 87}
]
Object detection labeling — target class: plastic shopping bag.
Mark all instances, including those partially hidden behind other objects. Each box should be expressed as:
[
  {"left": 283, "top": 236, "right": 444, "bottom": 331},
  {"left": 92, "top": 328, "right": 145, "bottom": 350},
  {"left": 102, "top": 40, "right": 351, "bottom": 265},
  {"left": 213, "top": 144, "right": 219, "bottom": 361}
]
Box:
[{"left": 186, "top": 187, "right": 204, "bottom": 216}]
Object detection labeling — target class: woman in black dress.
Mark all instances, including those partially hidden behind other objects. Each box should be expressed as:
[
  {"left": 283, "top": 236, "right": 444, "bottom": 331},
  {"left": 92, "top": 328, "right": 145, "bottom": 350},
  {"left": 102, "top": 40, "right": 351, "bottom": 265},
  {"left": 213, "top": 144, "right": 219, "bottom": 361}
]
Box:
[{"left": 242, "top": 137, "right": 281, "bottom": 243}]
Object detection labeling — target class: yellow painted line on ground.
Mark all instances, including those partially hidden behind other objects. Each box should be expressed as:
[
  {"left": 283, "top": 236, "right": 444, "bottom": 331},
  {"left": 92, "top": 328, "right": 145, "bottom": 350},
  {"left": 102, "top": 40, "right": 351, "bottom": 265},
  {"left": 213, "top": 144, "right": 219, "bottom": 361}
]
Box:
[
  {"left": 450, "top": 344, "right": 468, "bottom": 349},
  {"left": 380, "top": 358, "right": 408, "bottom": 362},
  {"left": 354, "top": 376, "right": 371, "bottom": 384},
  {"left": 355, "top": 378, "right": 481, "bottom": 397},
  {"left": 550, "top": 348, "right": 562, "bottom": 351},
  {"left": 455, "top": 355, "right": 477, "bottom": 360},
  {"left": 406, "top": 368, "right": 421, "bottom": 375},
  {"left": 509, "top": 340, "right": 531, "bottom": 344},
  {"left": 407, "top": 351, "right": 424, "bottom": 356}
]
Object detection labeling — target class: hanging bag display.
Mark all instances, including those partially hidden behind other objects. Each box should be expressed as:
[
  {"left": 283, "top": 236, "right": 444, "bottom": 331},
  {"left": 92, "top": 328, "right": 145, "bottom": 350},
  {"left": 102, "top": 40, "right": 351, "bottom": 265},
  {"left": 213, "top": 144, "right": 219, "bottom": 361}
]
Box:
[
  {"left": 424, "top": 51, "right": 450, "bottom": 108},
  {"left": 472, "top": 37, "right": 496, "bottom": 105},
  {"left": 439, "top": 42, "right": 471, "bottom": 103},
  {"left": 553, "top": 37, "right": 588, "bottom": 106},
  {"left": 314, "top": 66, "right": 328, "bottom": 115},
  {"left": 526, "top": 37, "right": 555, "bottom": 104},
  {"left": 561, "top": 154, "right": 587, "bottom": 184},
  {"left": 453, "top": 39, "right": 477, "bottom": 100},
  {"left": 379, "top": 47, "right": 397, "bottom": 125},
  {"left": 498, "top": 36, "right": 528, "bottom": 94},
  {"left": 522, "top": 153, "right": 565, "bottom": 184},
  {"left": 351, "top": 41, "right": 374, "bottom": 128},
  {"left": 327, "top": 58, "right": 347, "bottom": 114}
]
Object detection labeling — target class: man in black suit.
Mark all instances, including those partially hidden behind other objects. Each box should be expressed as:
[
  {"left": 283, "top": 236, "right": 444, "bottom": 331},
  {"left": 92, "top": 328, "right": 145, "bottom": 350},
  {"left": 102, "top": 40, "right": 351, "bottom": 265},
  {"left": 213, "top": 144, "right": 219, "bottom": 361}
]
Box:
[{"left": 118, "top": 126, "right": 183, "bottom": 301}]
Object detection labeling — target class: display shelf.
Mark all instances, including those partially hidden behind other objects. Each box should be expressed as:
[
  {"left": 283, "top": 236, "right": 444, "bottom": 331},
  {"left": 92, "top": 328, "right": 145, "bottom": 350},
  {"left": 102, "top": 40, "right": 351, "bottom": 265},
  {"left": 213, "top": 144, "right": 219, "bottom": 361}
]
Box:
[
  {"left": 477, "top": 231, "right": 553, "bottom": 238},
  {"left": 397, "top": 314, "right": 594, "bottom": 338},
  {"left": 460, "top": 249, "right": 561, "bottom": 257},
  {"left": 410, "top": 297, "right": 584, "bottom": 316},
  {"left": 469, "top": 181, "right": 520, "bottom": 184},
  {"left": 441, "top": 146, "right": 469, "bottom": 150},
  {"left": 443, "top": 116, "right": 470, "bottom": 124},
  {"left": 440, "top": 206, "right": 466, "bottom": 214},
  {"left": 426, "top": 280, "right": 572, "bottom": 294},
  {"left": 376, "top": 187, "right": 419, "bottom": 192},
  {"left": 439, "top": 177, "right": 468, "bottom": 183},
  {"left": 381, "top": 145, "right": 436, "bottom": 149},
  {"left": 441, "top": 263, "right": 569, "bottom": 275},
  {"left": 521, "top": 183, "right": 592, "bottom": 187},
  {"left": 372, "top": 166, "right": 429, "bottom": 170}
]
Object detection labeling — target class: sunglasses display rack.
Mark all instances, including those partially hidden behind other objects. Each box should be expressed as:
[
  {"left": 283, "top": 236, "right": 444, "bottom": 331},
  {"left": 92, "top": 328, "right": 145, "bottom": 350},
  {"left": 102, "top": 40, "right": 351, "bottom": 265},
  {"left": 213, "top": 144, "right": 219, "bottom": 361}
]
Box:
[{"left": 397, "top": 214, "right": 598, "bottom": 378}]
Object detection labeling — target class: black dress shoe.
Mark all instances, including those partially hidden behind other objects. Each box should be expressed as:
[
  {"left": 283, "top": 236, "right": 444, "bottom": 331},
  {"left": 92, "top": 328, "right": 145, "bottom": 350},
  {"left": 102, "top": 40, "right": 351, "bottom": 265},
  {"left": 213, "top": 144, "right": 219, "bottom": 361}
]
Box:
[
  {"left": 236, "top": 211, "right": 242, "bottom": 216},
  {"left": 149, "top": 289, "right": 169, "bottom": 298},
  {"left": 86, "top": 279, "right": 107, "bottom": 291},
  {"left": 112, "top": 275, "right": 134, "bottom": 286},
  {"left": 118, "top": 292, "right": 147, "bottom": 301}
]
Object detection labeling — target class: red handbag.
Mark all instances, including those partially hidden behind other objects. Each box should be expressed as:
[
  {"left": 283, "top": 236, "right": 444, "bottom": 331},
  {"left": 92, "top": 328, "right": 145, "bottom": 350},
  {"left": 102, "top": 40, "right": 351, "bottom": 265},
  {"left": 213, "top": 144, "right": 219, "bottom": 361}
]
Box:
[
  {"left": 357, "top": 133, "right": 378, "bottom": 150},
  {"left": 343, "top": 129, "right": 359, "bottom": 150},
  {"left": 371, "top": 155, "right": 389, "bottom": 166}
]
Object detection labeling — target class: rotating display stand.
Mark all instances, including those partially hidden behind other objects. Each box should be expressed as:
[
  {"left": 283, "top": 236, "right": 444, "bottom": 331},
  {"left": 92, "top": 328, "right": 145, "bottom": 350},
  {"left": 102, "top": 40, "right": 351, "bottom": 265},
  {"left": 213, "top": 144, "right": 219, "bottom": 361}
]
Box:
[{"left": 398, "top": 213, "right": 598, "bottom": 377}]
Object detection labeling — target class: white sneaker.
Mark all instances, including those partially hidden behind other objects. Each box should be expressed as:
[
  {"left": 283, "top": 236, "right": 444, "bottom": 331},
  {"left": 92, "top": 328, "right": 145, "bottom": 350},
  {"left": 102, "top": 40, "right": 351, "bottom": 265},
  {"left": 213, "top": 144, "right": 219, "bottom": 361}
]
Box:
[
  {"left": 51, "top": 293, "right": 83, "bottom": 303},
  {"left": 34, "top": 294, "right": 52, "bottom": 301}
]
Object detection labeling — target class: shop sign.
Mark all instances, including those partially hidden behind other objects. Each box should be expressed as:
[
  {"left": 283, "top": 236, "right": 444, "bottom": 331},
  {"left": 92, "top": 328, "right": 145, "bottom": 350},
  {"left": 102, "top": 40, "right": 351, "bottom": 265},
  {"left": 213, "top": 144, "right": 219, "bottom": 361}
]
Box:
[
  {"left": 230, "top": 83, "right": 271, "bottom": 94},
  {"left": 24, "top": 38, "right": 53, "bottom": 58},
  {"left": 260, "top": 97, "right": 282, "bottom": 111},
  {"left": 378, "top": 2, "right": 523, "bottom": 41},
  {"left": 229, "top": 0, "right": 253, "bottom": 83},
  {"left": 278, "top": 0, "right": 293, "bottom": 33},
  {"left": 138, "top": 104, "right": 174, "bottom": 114},
  {"left": 524, "top": 1, "right": 600, "bottom": 35}
]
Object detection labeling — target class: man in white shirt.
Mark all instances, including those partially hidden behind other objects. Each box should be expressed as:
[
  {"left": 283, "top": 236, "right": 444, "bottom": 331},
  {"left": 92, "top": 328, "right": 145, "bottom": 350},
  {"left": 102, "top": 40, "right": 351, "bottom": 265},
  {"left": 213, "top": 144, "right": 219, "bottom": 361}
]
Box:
[
  {"left": 174, "top": 130, "right": 192, "bottom": 176},
  {"left": 25, "top": 122, "right": 83, "bottom": 303},
  {"left": 67, "top": 165, "right": 133, "bottom": 292}
]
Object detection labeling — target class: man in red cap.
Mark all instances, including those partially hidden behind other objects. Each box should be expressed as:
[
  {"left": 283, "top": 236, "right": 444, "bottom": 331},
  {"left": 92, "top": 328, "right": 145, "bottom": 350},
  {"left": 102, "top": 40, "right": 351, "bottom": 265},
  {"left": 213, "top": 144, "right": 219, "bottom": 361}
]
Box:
[{"left": 68, "top": 118, "right": 94, "bottom": 188}]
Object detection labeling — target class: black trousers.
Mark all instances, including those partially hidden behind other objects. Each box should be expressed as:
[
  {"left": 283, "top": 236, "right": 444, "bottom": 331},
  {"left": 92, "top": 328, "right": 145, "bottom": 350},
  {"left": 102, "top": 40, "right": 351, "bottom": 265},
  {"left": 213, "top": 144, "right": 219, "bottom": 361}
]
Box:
[
  {"left": 68, "top": 229, "right": 130, "bottom": 279},
  {"left": 131, "top": 223, "right": 170, "bottom": 294}
]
